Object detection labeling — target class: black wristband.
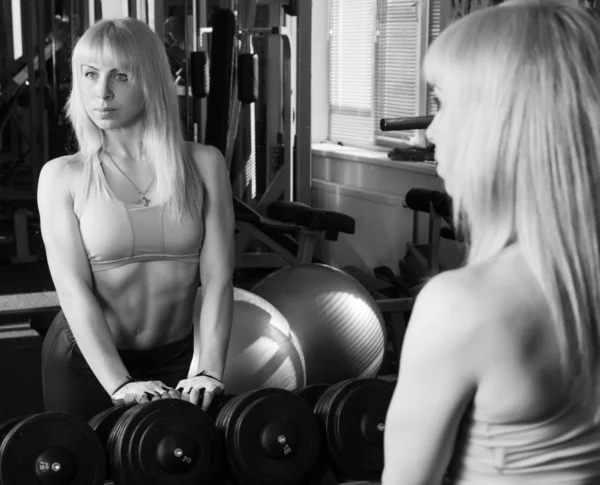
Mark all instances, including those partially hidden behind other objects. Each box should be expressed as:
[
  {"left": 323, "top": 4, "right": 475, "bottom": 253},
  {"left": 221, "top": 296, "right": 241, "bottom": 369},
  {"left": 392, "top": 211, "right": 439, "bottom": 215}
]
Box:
[
  {"left": 111, "top": 376, "right": 133, "bottom": 396},
  {"left": 193, "top": 370, "right": 223, "bottom": 384}
]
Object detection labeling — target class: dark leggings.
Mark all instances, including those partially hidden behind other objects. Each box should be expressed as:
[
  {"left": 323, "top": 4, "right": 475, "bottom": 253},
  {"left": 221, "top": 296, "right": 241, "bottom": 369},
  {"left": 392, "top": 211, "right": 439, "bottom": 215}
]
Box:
[{"left": 41, "top": 311, "right": 194, "bottom": 422}]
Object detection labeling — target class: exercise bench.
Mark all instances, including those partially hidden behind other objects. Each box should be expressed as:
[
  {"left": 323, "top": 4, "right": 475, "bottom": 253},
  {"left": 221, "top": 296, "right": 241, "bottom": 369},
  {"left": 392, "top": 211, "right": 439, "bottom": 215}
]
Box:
[{"left": 234, "top": 196, "right": 356, "bottom": 269}]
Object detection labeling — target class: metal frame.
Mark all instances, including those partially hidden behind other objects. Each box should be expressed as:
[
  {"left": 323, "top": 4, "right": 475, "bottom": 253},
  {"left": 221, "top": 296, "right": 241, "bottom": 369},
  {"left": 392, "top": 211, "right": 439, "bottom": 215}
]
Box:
[{"left": 294, "top": 0, "right": 311, "bottom": 205}]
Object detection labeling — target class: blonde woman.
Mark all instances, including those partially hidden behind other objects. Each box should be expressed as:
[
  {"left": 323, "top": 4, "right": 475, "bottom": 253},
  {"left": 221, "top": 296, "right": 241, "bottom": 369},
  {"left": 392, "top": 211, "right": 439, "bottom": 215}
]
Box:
[
  {"left": 382, "top": 1, "right": 600, "bottom": 484},
  {"left": 37, "top": 18, "right": 234, "bottom": 420}
]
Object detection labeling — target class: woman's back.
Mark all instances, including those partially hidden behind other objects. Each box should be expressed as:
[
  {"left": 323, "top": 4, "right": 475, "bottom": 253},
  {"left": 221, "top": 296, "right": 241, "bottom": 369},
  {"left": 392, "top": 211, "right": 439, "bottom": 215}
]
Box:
[{"left": 447, "top": 246, "right": 600, "bottom": 484}]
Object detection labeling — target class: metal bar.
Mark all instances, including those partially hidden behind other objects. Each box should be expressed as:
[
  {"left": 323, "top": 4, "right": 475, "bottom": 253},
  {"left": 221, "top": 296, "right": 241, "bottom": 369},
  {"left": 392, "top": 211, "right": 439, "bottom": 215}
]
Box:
[
  {"left": 198, "top": 0, "right": 207, "bottom": 143},
  {"left": 51, "top": 0, "right": 59, "bottom": 124},
  {"left": 25, "top": 0, "right": 39, "bottom": 191},
  {"left": 281, "top": 32, "right": 292, "bottom": 201},
  {"left": 70, "top": 0, "right": 76, "bottom": 49},
  {"left": 236, "top": 221, "right": 297, "bottom": 264},
  {"left": 3, "top": 0, "right": 15, "bottom": 61},
  {"left": 294, "top": 0, "right": 312, "bottom": 204},
  {"left": 88, "top": 0, "right": 95, "bottom": 26},
  {"left": 136, "top": 0, "right": 147, "bottom": 22},
  {"left": 37, "top": 0, "right": 49, "bottom": 179},
  {"left": 265, "top": 4, "right": 282, "bottom": 192},
  {"left": 184, "top": 0, "right": 191, "bottom": 139},
  {"left": 80, "top": 0, "right": 89, "bottom": 30},
  {"left": 191, "top": 0, "right": 198, "bottom": 142},
  {"left": 148, "top": 0, "right": 165, "bottom": 41}
]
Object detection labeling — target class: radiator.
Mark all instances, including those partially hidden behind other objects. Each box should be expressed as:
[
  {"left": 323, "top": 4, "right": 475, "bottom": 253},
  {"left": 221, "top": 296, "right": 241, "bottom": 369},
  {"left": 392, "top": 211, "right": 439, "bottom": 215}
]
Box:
[{"left": 312, "top": 180, "right": 414, "bottom": 273}]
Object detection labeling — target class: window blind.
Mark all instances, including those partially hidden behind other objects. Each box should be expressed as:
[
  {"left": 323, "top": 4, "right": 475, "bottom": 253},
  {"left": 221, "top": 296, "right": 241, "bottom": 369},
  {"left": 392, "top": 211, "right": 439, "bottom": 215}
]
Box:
[
  {"left": 328, "top": 0, "right": 377, "bottom": 147},
  {"left": 427, "top": 0, "right": 442, "bottom": 115},
  {"left": 328, "top": 0, "right": 441, "bottom": 148},
  {"left": 374, "top": 0, "right": 421, "bottom": 143}
]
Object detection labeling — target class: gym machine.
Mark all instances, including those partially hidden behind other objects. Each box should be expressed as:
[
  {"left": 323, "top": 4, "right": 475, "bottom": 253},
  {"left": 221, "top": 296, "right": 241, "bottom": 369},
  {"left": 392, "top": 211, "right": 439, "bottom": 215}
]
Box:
[
  {"left": 168, "top": 0, "right": 355, "bottom": 272},
  {"left": 0, "top": 0, "right": 96, "bottom": 264}
]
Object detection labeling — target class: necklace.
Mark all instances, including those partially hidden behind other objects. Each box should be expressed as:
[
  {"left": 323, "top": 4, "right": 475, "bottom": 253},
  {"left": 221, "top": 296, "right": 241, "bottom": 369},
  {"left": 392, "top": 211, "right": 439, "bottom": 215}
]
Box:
[{"left": 103, "top": 152, "right": 155, "bottom": 207}]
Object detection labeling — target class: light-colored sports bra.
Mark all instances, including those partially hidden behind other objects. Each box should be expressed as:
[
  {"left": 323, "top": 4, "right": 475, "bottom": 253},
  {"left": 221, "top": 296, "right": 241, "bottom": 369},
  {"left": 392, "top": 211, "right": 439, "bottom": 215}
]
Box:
[
  {"left": 446, "top": 393, "right": 600, "bottom": 485},
  {"left": 74, "top": 154, "right": 204, "bottom": 272}
]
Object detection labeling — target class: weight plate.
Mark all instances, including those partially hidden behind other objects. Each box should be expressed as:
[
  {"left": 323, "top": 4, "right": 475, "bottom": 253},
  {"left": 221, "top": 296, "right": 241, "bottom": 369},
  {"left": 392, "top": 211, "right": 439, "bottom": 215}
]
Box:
[
  {"left": 88, "top": 405, "right": 133, "bottom": 479},
  {"left": 0, "top": 417, "right": 25, "bottom": 447},
  {"left": 108, "top": 399, "right": 222, "bottom": 485},
  {"left": 294, "top": 384, "right": 330, "bottom": 411},
  {"left": 324, "top": 379, "right": 394, "bottom": 480},
  {"left": 0, "top": 412, "right": 106, "bottom": 485},
  {"left": 218, "top": 388, "right": 321, "bottom": 485},
  {"left": 314, "top": 379, "right": 351, "bottom": 419}
]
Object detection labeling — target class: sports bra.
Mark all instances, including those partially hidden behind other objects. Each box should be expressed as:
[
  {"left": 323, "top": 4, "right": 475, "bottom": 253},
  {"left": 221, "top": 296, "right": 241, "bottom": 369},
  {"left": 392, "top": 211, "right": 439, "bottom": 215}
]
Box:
[
  {"left": 446, "top": 393, "right": 600, "bottom": 484},
  {"left": 74, "top": 154, "right": 204, "bottom": 272}
]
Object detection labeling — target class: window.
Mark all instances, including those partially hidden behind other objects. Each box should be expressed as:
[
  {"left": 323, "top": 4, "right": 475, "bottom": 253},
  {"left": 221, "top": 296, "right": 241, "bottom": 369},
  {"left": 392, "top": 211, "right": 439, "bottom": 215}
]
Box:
[{"left": 328, "top": 0, "right": 442, "bottom": 149}]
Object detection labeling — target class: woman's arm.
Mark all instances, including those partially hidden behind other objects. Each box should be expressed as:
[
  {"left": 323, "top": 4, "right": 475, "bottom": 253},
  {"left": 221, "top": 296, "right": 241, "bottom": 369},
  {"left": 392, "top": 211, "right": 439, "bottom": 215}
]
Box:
[
  {"left": 188, "top": 144, "right": 235, "bottom": 380},
  {"left": 38, "top": 157, "right": 131, "bottom": 395},
  {"left": 381, "top": 270, "right": 483, "bottom": 485}
]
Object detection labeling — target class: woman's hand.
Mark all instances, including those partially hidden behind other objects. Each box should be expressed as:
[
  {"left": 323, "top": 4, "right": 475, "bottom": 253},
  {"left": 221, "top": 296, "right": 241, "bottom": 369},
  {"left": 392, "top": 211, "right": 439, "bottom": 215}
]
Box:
[
  {"left": 111, "top": 380, "right": 181, "bottom": 406},
  {"left": 176, "top": 371, "right": 225, "bottom": 411}
]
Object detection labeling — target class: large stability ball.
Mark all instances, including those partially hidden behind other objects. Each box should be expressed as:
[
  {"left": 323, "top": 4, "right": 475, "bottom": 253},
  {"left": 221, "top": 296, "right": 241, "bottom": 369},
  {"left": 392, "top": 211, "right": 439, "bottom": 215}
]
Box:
[
  {"left": 251, "top": 264, "right": 387, "bottom": 385},
  {"left": 193, "top": 287, "right": 306, "bottom": 394}
]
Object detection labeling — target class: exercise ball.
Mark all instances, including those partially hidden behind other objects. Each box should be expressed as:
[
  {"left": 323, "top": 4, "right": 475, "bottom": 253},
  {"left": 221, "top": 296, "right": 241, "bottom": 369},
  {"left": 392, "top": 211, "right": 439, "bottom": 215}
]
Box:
[
  {"left": 193, "top": 287, "right": 306, "bottom": 394},
  {"left": 251, "top": 264, "right": 386, "bottom": 385}
]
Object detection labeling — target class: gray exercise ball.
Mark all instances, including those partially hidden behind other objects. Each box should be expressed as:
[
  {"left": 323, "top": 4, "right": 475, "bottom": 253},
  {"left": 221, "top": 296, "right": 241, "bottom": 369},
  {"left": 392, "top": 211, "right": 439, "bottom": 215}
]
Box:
[
  {"left": 193, "top": 287, "right": 306, "bottom": 394},
  {"left": 251, "top": 264, "right": 387, "bottom": 385}
]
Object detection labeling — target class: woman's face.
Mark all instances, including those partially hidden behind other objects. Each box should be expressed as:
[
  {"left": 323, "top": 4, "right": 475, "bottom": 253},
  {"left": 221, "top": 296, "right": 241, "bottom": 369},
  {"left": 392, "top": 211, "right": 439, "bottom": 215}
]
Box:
[
  {"left": 79, "top": 60, "right": 144, "bottom": 131},
  {"left": 426, "top": 87, "right": 454, "bottom": 193}
]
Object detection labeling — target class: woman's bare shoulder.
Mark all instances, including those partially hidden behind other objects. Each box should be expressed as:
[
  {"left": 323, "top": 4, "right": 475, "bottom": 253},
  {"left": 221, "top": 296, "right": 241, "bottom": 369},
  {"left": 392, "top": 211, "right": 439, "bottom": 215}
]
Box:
[
  {"left": 436, "top": 248, "right": 550, "bottom": 346},
  {"left": 39, "top": 153, "right": 86, "bottom": 196},
  {"left": 185, "top": 142, "right": 224, "bottom": 171}
]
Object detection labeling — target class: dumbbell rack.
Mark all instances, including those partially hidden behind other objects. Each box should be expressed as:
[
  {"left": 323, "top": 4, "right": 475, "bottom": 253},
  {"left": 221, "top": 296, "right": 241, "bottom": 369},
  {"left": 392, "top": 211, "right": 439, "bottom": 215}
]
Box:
[{"left": 0, "top": 377, "right": 394, "bottom": 485}]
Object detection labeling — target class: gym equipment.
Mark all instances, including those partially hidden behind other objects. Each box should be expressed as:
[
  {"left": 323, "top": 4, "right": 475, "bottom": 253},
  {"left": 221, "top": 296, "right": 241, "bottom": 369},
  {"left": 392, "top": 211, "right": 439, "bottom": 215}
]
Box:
[
  {"left": 0, "top": 291, "right": 59, "bottom": 320},
  {"left": 314, "top": 378, "right": 394, "bottom": 482},
  {"left": 205, "top": 9, "right": 237, "bottom": 155},
  {"left": 378, "top": 374, "right": 398, "bottom": 386},
  {"left": 193, "top": 287, "right": 306, "bottom": 394},
  {"left": 294, "top": 383, "right": 330, "bottom": 410},
  {"left": 215, "top": 387, "right": 322, "bottom": 485},
  {"left": 106, "top": 399, "right": 221, "bottom": 485},
  {"left": 380, "top": 115, "right": 434, "bottom": 132},
  {"left": 88, "top": 405, "right": 133, "bottom": 481},
  {"left": 0, "top": 412, "right": 106, "bottom": 485},
  {"left": 234, "top": 196, "right": 355, "bottom": 268},
  {"left": 252, "top": 264, "right": 387, "bottom": 385},
  {"left": 403, "top": 188, "right": 455, "bottom": 277}
]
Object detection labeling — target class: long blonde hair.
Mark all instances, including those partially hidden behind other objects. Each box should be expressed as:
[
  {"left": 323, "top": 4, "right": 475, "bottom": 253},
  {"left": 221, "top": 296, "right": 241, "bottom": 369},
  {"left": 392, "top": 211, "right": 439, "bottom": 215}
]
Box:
[
  {"left": 66, "top": 17, "right": 203, "bottom": 221},
  {"left": 424, "top": 0, "right": 600, "bottom": 394}
]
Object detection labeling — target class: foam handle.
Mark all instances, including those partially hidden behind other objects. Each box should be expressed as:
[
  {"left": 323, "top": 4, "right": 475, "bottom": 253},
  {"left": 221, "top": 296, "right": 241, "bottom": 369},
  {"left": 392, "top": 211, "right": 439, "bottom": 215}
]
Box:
[
  {"left": 380, "top": 115, "right": 434, "bottom": 132},
  {"left": 238, "top": 53, "right": 259, "bottom": 104}
]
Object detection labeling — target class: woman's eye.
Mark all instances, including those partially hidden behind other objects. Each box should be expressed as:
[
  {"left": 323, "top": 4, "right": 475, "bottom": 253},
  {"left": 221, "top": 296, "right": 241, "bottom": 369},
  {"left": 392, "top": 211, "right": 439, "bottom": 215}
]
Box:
[
  {"left": 84, "top": 71, "right": 98, "bottom": 79},
  {"left": 432, "top": 96, "right": 441, "bottom": 110},
  {"left": 115, "top": 73, "right": 128, "bottom": 82}
]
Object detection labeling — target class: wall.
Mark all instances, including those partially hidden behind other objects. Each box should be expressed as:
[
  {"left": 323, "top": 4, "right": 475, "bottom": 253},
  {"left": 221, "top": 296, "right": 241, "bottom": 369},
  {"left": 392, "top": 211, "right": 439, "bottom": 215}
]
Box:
[{"left": 310, "top": 145, "right": 463, "bottom": 274}]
